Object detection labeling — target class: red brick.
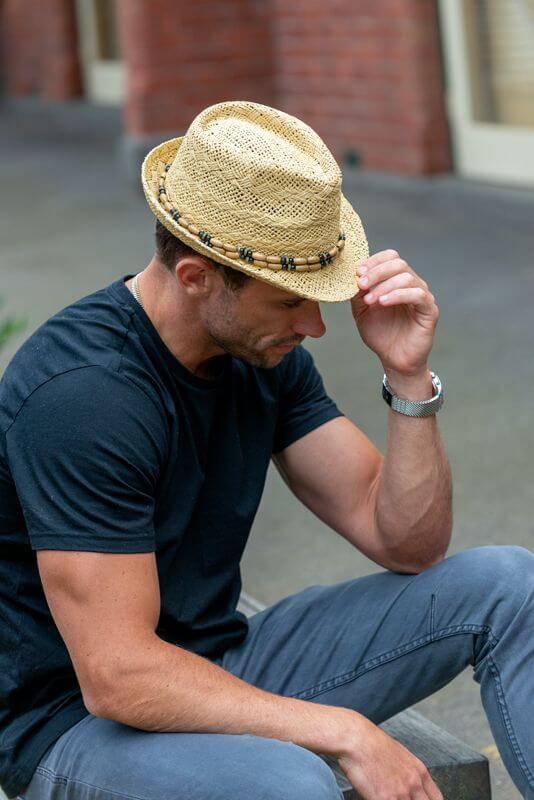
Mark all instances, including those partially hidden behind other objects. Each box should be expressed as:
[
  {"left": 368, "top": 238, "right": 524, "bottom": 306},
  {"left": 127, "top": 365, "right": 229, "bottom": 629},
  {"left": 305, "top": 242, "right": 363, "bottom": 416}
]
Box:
[{"left": 1, "top": 0, "right": 450, "bottom": 175}]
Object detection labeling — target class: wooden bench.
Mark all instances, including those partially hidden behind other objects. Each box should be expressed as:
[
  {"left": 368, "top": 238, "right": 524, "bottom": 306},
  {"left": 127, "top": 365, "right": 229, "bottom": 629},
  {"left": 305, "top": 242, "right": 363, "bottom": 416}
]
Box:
[{"left": 238, "top": 591, "right": 492, "bottom": 800}]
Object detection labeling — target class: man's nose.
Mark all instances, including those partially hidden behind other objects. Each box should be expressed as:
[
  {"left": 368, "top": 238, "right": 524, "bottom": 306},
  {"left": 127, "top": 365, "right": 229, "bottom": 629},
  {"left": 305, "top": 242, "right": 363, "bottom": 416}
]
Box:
[{"left": 292, "top": 303, "right": 326, "bottom": 339}]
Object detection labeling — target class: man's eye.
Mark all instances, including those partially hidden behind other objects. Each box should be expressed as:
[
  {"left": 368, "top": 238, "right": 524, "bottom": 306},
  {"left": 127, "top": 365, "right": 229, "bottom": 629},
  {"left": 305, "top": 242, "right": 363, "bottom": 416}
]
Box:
[{"left": 283, "top": 302, "right": 299, "bottom": 308}]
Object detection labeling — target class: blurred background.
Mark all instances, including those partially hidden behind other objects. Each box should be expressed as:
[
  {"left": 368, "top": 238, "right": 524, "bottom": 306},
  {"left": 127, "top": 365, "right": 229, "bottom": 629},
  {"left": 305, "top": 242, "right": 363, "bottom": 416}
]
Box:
[{"left": 1, "top": 2, "right": 533, "bottom": 799}]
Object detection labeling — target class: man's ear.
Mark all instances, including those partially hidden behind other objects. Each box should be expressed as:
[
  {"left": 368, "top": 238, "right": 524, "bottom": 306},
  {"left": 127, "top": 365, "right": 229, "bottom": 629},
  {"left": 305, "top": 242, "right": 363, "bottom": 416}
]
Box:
[{"left": 175, "top": 256, "right": 219, "bottom": 297}]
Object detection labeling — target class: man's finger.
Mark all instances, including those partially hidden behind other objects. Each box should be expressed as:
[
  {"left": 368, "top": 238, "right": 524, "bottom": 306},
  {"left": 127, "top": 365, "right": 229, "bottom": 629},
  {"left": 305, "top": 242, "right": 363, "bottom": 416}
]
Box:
[
  {"left": 366, "top": 286, "right": 436, "bottom": 314},
  {"left": 360, "top": 269, "right": 415, "bottom": 298},
  {"left": 422, "top": 771, "right": 444, "bottom": 800},
  {"left": 359, "top": 249, "right": 401, "bottom": 269}
]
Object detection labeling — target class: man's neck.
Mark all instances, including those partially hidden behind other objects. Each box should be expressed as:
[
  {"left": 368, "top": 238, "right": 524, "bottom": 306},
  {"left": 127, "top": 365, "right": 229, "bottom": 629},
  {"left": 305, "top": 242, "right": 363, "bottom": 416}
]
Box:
[{"left": 126, "top": 260, "right": 225, "bottom": 379}]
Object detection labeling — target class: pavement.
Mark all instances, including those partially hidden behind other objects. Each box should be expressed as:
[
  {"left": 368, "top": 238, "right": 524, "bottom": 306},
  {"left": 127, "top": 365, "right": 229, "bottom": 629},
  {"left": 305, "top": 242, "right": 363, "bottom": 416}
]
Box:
[{"left": 1, "top": 98, "right": 533, "bottom": 800}]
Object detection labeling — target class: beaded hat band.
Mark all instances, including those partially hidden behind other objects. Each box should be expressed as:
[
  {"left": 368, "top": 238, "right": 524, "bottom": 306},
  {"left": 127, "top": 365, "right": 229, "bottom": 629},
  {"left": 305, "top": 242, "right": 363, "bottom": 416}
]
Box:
[
  {"left": 142, "top": 101, "right": 369, "bottom": 303},
  {"left": 156, "top": 162, "right": 346, "bottom": 273}
]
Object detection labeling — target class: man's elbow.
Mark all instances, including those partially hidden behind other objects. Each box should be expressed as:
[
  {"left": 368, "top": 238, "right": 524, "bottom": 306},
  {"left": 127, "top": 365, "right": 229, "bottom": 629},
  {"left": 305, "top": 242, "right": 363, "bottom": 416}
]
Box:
[{"left": 382, "top": 538, "right": 450, "bottom": 574}]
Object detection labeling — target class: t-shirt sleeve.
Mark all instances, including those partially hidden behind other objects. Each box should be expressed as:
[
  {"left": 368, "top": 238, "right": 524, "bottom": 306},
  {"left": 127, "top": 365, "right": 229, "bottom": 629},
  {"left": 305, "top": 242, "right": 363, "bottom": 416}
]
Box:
[
  {"left": 272, "top": 345, "right": 344, "bottom": 454},
  {"left": 5, "top": 366, "right": 168, "bottom": 552}
]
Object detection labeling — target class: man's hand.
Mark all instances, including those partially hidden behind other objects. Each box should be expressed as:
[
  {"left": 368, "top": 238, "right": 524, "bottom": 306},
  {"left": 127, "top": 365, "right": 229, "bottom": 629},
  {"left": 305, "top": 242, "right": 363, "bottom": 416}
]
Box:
[
  {"left": 350, "top": 249, "right": 439, "bottom": 380},
  {"left": 336, "top": 711, "right": 444, "bottom": 800}
]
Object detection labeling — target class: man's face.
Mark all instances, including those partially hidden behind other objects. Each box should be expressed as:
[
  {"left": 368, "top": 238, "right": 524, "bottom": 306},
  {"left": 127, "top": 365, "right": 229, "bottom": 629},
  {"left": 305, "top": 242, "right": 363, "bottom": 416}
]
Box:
[{"left": 203, "top": 274, "right": 327, "bottom": 369}]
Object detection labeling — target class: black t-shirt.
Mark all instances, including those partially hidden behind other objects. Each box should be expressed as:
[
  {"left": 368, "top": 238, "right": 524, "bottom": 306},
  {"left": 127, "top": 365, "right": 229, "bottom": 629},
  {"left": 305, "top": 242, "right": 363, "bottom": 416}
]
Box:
[{"left": 0, "top": 273, "right": 343, "bottom": 798}]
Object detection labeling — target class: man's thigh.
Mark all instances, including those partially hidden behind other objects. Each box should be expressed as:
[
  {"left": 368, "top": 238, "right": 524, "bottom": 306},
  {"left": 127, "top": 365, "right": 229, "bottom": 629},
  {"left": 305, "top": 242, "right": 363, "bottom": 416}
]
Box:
[
  {"left": 20, "top": 714, "right": 342, "bottom": 800},
  {"left": 219, "top": 545, "right": 532, "bottom": 724}
]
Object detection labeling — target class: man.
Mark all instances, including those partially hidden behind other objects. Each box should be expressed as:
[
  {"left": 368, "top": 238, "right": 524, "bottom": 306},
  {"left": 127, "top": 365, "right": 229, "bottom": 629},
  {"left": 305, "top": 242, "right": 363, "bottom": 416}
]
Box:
[{"left": 0, "top": 100, "right": 532, "bottom": 800}]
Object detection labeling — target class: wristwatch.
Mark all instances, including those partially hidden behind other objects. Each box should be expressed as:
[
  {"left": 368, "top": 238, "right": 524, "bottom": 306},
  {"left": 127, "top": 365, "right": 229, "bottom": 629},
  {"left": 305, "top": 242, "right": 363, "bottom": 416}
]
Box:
[{"left": 382, "top": 371, "right": 444, "bottom": 417}]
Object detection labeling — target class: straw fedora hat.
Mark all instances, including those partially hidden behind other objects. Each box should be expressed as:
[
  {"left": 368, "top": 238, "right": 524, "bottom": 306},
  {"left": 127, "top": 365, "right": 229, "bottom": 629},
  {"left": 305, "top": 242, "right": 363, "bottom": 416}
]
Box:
[{"left": 142, "top": 100, "right": 368, "bottom": 303}]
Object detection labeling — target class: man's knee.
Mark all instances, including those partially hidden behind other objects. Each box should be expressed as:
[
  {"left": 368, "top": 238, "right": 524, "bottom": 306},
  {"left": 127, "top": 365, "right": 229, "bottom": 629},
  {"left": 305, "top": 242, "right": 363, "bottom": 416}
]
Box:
[
  {"left": 440, "top": 545, "right": 533, "bottom": 617},
  {"left": 203, "top": 736, "right": 342, "bottom": 800},
  {"left": 452, "top": 545, "right": 532, "bottom": 586},
  {"left": 247, "top": 739, "right": 342, "bottom": 800}
]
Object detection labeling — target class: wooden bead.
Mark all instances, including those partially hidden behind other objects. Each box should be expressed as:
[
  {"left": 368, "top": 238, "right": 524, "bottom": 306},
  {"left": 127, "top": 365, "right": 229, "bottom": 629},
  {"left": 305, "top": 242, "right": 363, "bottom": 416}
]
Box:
[
  {"left": 222, "top": 242, "right": 235, "bottom": 252},
  {"left": 211, "top": 238, "right": 224, "bottom": 248},
  {"left": 267, "top": 255, "right": 281, "bottom": 264},
  {"left": 293, "top": 258, "right": 308, "bottom": 266},
  {"left": 338, "top": 238, "right": 345, "bottom": 250},
  {"left": 225, "top": 251, "right": 239, "bottom": 259},
  {"left": 213, "top": 246, "right": 226, "bottom": 255},
  {"left": 295, "top": 264, "right": 309, "bottom": 272},
  {"left": 253, "top": 260, "right": 268, "bottom": 268},
  {"left": 188, "top": 224, "right": 199, "bottom": 235},
  {"left": 252, "top": 251, "right": 267, "bottom": 261},
  {"left": 310, "top": 262, "right": 322, "bottom": 271},
  {"left": 307, "top": 255, "right": 320, "bottom": 264},
  {"left": 328, "top": 246, "right": 338, "bottom": 258}
]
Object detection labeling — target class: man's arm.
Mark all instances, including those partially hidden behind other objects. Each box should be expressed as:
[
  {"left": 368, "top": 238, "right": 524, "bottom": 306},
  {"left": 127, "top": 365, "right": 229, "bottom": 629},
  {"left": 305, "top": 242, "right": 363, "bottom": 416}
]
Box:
[
  {"left": 37, "top": 550, "right": 346, "bottom": 750},
  {"left": 36, "top": 549, "right": 444, "bottom": 799},
  {"left": 272, "top": 399, "right": 451, "bottom": 574}
]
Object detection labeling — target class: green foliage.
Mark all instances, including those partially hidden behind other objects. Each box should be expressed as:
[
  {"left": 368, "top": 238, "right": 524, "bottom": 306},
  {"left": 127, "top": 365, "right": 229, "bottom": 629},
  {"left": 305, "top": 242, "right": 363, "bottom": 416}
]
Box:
[{"left": 0, "top": 296, "right": 27, "bottom": 355}]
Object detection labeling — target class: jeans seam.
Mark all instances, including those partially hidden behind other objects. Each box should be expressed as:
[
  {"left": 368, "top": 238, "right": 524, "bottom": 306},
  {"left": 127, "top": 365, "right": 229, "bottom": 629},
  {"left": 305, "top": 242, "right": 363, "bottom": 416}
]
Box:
[
  {"left": 429, "top": 593, "right": 436, "bottom": 638},
  {"left": 487, "top": 652, "right": 534, "bottom": 791},
  {"left": 288, "top": 622, "right": 494, "bottom": 700},
  {"left": 35, "top": 766, "right": 156, "bottom": 800}
]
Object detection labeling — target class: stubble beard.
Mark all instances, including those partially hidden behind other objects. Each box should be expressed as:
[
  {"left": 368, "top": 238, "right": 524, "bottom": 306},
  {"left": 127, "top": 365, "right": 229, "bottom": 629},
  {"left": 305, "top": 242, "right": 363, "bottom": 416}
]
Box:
[{"left": 205, "top": 300, "right": 286, "bottom": 369}]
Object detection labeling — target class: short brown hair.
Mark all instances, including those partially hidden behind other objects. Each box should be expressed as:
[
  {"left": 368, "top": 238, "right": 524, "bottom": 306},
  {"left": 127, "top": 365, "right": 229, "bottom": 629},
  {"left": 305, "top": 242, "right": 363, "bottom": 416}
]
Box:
[{"left": 155, "top": 219, "right": 251, "bottom": 291}]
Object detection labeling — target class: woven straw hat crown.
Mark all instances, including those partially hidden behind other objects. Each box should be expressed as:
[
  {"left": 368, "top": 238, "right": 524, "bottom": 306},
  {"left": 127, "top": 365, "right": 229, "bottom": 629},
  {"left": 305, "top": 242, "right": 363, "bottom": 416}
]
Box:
[{"left": 142, "top": 100, "right": 368, "bottom": 302}]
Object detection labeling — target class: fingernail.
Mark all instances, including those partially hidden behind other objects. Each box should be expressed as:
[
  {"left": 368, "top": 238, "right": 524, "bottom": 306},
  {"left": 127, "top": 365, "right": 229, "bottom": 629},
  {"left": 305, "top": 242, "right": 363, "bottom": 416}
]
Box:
[
  {"left": 357, "top": 265, "right": 368, "bottom": 275},
  {"left": 365, "top": 293, "right": 374, "bottom": 303},
  {"left": 359, "top": 276, "right": 368, "bottom": 287},
  {"left": 380, "top": 294, "right": 389, "bottom": 303}
]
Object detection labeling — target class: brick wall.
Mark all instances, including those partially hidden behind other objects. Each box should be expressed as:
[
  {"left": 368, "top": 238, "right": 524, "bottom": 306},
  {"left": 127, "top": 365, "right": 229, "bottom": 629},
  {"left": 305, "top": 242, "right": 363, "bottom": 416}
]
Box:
[
  {"left": 272, "top": 0, "right": 451, "bottom": 173},
  {"left": 1, "top": 0, "right": 450, "bottom": 174},
  {"left": 1, "top": 0, "right": 81, "bottom": 100},
  {"left": 116, "top": 0, "right": 275, "bottom": 137}
]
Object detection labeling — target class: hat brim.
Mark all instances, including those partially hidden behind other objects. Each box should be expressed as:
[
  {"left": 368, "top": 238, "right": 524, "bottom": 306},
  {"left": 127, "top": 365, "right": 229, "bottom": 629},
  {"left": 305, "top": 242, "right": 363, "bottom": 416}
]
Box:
[{"left": 142, "top": 137, "right": 369, "bottom": 303}]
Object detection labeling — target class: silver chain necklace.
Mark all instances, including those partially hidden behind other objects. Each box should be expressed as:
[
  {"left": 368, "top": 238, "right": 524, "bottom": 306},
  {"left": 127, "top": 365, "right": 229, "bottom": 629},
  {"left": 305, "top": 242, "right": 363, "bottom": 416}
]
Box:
[{"left": 131, "top": 273, "right": 143, "bottom": 309}]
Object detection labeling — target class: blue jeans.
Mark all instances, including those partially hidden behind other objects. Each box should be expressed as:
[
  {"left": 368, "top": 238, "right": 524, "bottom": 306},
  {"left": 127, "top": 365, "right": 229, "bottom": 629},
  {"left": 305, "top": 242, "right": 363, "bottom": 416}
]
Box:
[{"left": 17, "top": 545, "right": 534, "bottom": 800}]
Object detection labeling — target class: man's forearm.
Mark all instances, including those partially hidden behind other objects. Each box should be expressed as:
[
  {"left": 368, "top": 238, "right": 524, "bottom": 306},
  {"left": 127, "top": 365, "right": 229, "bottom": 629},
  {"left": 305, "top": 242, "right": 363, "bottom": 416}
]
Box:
[
  {"left": 375, "top": 368, "right": 452, "bottom": 569},
  {"left": 91, "top": 633, "right": 357, "bottom": 758}
]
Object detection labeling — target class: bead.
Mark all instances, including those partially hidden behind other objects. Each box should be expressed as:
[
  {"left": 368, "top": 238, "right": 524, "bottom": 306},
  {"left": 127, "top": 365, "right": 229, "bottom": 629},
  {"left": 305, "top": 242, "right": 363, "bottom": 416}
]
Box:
[
  {"left": 225, "top": 251, "right": 239, "bottom": 259},
  {"left": 295, "top": 264, "right": 309, "bottom": 272},
  {"left": 253, "top": 260, "right": 268, "bottom": 268},
  {"left": 266, "top": 255, "right": 280, "bottom": 264},
  {"left": 252, "top": 251, "right": 267, "bottom": 261},
  {"left": 188, "top": 224, "right": 200, "bottom": 235},
  {"left": 294, "top": 257, "right": 308, "bottom": 266},
  {"left": 222, "top": 242, "right": 235, "bottom": 251},
  {"left": 199, "top": 231, "right": 213, "bottom": 246},
  {"left": 310, "top": 262, "right": 322, "bottom": 271},
  {"left": 211, "top": 238, "right": 223, "bottom": 248},
  {"left": 338, "top": 238, "right": 345, "bottom": 250},
  {"left": 328, "top": 246, "right": 338, "bottom": 258},
  {"left": 238, "top": 246, "right": 254, "bottom": 263},
  {"left": 307, "top": 255, "right": 320, "bottom": 264}
]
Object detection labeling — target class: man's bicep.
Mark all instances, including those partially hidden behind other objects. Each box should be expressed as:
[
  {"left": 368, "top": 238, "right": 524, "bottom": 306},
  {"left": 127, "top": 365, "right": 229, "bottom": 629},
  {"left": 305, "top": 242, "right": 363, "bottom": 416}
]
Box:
[
  {"left": 36, "top": 549, "right": 160, "bottom": 712},
  {"left": 272, "top": 416, "right": 384, "bottom": 551}
]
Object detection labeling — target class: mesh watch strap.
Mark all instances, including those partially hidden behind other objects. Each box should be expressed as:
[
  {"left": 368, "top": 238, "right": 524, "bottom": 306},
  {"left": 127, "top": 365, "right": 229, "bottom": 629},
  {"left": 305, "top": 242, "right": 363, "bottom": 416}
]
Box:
[{"left": 382, "top": 371, "right": 444, "bottom": 417}]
